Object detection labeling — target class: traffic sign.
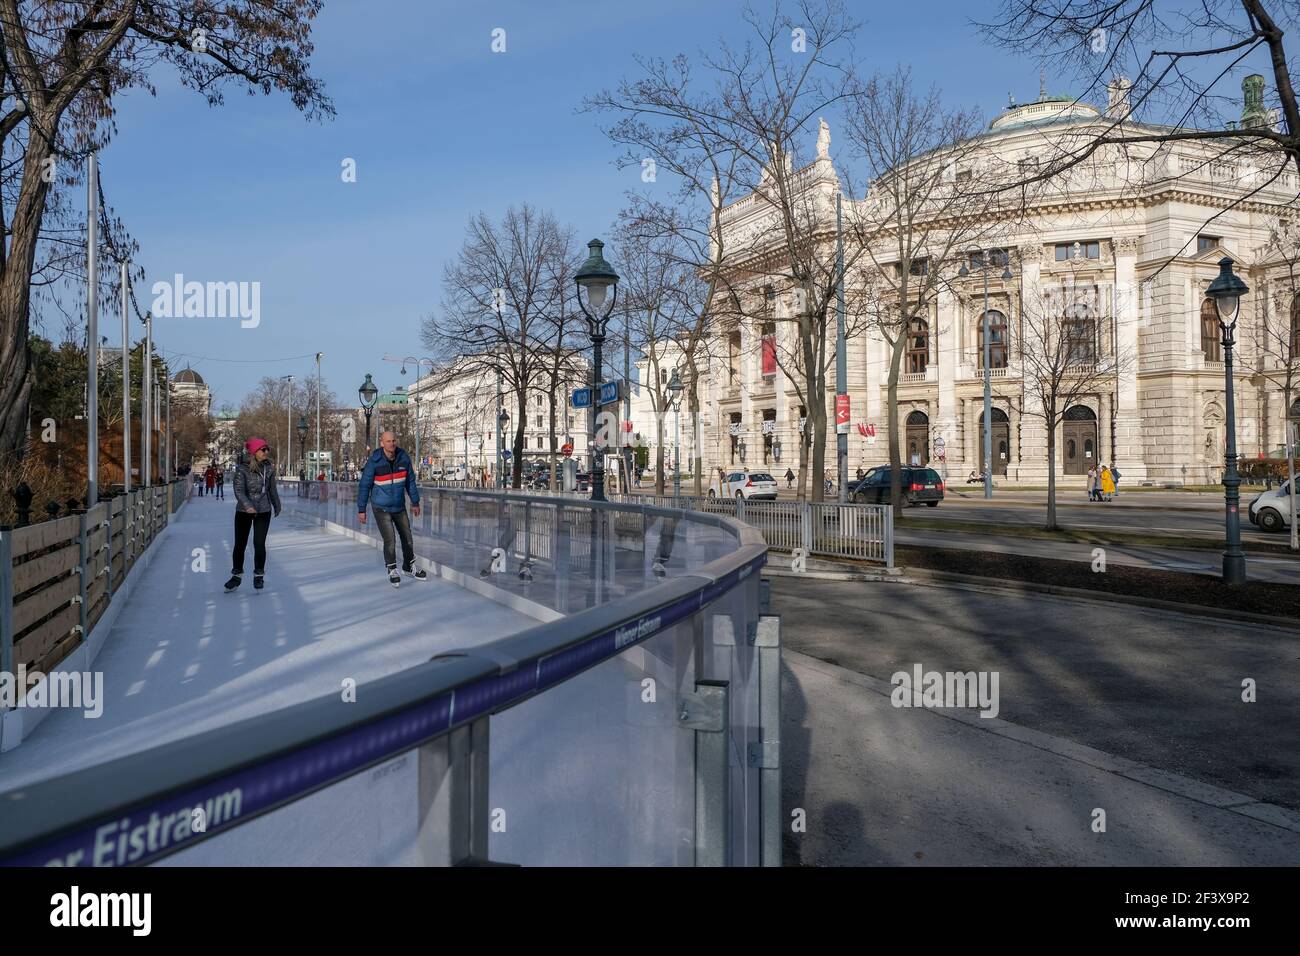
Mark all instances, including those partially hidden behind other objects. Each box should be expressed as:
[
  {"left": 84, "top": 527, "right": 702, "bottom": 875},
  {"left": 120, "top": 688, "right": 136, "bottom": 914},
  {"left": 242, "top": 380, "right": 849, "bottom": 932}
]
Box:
[
  {"left": 500, "top": 449, "right": 512, "bottom": 459},
  {"left": 934, "top": 436, "right": 947, "bottom": 454},
  {"left": 561, "top": 442, "right": 574, "bottom": 458},
  {"left": 598, "top": 380, "right": 621, "bottom": 406},
  {"left": 571, "top": 388, "right": 592, "bottom": 409}
]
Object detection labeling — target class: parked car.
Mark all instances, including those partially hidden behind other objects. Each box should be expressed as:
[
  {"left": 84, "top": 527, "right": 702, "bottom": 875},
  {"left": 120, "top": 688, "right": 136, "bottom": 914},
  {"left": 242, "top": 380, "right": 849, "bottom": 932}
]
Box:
[
  {"left": 1249, "top": 479, "right": 1295, "bottom": 532},
  {"left": 849, "top": 467, "right": 945, "bottom": 507},
  {"left": 708, "top": 470, "right": 779, "bottom": 500}
]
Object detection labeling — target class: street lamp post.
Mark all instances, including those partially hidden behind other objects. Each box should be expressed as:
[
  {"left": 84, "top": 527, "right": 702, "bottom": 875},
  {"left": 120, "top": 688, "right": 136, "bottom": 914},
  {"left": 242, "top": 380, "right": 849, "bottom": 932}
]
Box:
[
  {"left": 958, "top": 251, "right": 1014, "bottom": 499},
  {"left": 297, "top": 416, "right": 308, "bottom": 478},
  {"left": 574, "top": 238, "right": 620, "bottom": 503},
  {"left": 668, "top": 367, "right": 684, "bottom": 499},
  {"left": 498, "top": 407, "right": 510, "bottom": 488},
  {"left": 414, "top": 394, "right": 423, "bottom": 480},
  {"left": 1206, "top": 257, "right": 1251, "bottom": 586},
  {"left": 358, "top": 373, "right": 379, "bottom": 451},
  {"left": 282, "top": 374, "right": 295, "bottom": 476},
  {"left": 314, "top": 352, "right": 323, "bottom": 479}
]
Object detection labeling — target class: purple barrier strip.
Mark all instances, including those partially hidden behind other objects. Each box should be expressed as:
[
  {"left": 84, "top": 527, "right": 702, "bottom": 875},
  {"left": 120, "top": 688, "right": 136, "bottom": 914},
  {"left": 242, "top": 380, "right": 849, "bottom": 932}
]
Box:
[{"left": 2, "top": 694, "right": 453, "bottom": 868}]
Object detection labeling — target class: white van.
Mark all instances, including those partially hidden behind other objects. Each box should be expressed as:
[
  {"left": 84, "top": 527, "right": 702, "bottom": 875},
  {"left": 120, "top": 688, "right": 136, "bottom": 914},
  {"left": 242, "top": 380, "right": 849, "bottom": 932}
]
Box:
[{"left": 1249, "top": 479, "right": 1295, "bottom": 532}]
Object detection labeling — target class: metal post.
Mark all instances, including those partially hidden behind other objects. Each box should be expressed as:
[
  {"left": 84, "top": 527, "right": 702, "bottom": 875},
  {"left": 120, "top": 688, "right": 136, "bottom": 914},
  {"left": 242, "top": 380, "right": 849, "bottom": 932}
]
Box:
[
  {"left": 982, "top": 265, "right": 992, "bottom": 499},
  {"left": 121, "top": 262, "right": 130, "bottom": 494},
  {"left": 684, "top": 680, "right": 729, "bottom": 866},
  {"left": 86, "top": 153, "right": 99, "bottom": 507},
  {"left": 495, "top": 368, "right": 503, "bottom": 489},
  {"left": 315, "top": 352, "right": 323, "bottom": 480},
  {"left": 673, "top": 399, "right": 681, "bottom": 500},
  {"left": 592, "top": 334, "right": 606, "bottom": 502},
  {"left": 754, "top": 615, "right": 782, "bottom": 866},
  {"left": 0, "top": 531, "right": 13, "bottom": 684},
  {"left": 1289, "top": 417, "right": 1298, "bottom": 552},
  {"left": 624, "top": 335, "right": 634, "bottom": 493},
  {"left": 164, "top": 369, "right": 170, "bottom": 484},
  {"left": 885, "top": 503, "right": 895, "bottom": 568},
  {"left": 77, "top": 511, "right": 89, "bottom": 639},
  {"left": 143, "top": 312, "right": 152, "bottom": 487},
  {"left": 835, "top": 192, "right": 848, "bottom": 503},
  {"left": 1221, "top": 320, "right": 1246, "bottom": 585},
  {"left": 284, "top": 375, "right": 294, "bottom": 482},
  {"left": 416, "top": 717, "right": 492, "bottom": 865}
]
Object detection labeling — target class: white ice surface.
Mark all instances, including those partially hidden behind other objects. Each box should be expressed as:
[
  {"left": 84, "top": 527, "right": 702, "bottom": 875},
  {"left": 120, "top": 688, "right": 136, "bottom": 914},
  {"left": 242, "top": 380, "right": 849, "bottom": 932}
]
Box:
[{"left": 0, "top": 497, "right": 535, "bottom": 793}]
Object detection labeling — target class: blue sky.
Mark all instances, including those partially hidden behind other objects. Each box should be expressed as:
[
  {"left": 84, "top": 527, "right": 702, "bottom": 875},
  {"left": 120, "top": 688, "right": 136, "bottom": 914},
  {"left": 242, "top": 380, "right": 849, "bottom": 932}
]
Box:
[{"left": 76, "top": 0, "right": 1268, "bottom": 410}]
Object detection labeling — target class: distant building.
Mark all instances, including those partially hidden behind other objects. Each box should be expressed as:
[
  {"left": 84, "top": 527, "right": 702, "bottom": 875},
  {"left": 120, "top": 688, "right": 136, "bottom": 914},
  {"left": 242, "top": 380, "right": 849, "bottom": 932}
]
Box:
[{"left": 171, "top": 367, "right": 211, "bottom": 418}]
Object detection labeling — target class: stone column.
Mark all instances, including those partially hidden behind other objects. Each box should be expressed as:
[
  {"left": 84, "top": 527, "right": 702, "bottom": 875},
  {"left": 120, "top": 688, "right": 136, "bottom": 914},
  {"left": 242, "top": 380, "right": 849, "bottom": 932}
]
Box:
[
  {"left": 1016, "top": 243, "right": 1049, "bottom": 482},
  {"left": 936, "top": 288, "right": 958, "bottom": 476},
  {"left": 1111, "top": 235, "right": 1148, "bottom": 480}
]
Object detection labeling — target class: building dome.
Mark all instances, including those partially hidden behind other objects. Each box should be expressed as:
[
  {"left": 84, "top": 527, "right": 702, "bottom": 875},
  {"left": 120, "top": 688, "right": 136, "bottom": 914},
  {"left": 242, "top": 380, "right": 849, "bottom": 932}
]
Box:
[
  {"left": 174, "top": 367, "right": 205, "bottom": 385},
  {"left": 989, "top": 93, "right": 1101, "bottom": 131}
]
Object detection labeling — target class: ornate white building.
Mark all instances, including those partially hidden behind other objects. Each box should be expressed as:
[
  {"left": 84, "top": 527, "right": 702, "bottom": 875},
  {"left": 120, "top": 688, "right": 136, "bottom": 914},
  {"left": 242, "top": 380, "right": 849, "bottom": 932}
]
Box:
[{"left": 644, "top": 77, "right": 1300, "bottom": 486}]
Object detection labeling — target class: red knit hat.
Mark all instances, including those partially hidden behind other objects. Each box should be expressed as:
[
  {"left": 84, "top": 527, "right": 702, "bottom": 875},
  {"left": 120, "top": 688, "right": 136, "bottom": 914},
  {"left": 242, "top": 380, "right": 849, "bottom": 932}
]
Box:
[{"left": 245, "top": 438, "right": 268, "bottom": 454}]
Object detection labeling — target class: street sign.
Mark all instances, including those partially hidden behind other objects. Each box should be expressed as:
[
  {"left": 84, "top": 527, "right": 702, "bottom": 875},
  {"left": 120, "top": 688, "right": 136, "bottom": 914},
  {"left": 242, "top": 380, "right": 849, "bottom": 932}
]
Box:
[
  {"left": 835, "top": 394, "right": 850, "bottom": 434},
  {"left": 572, "top": 388, "right": 592, "bottom": 409},
  {"left": 501, "top": 449, "right": 512, "bottom": 460},
  {"left": 561, "top": 442, "right": 574, "bottom": 458},
  {"left": 934, "top": 436, "right": 946, "bottom": 454},
  {"left": 598, "top": 380, "right": 621, "bottom": 406}
]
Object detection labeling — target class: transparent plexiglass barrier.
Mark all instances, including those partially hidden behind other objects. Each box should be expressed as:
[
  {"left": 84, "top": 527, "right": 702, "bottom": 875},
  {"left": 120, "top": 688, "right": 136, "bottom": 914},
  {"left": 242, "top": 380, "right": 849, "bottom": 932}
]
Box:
[{"left": 157, "top": 483, "right": 767, "bottom": 865}]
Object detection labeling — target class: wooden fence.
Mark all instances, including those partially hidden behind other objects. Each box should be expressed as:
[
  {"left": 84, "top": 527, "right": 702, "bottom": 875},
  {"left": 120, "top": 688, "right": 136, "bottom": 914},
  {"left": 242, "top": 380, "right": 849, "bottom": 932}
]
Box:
[{"left": 1, "top": 481, "right": 189, "bottom": 692}]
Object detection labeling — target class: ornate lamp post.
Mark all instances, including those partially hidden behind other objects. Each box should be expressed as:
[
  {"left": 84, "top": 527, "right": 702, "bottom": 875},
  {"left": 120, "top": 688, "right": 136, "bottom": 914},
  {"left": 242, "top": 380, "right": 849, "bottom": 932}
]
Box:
[
  {"left": 574, "top": 238, "right": 620, "bottom": 502},
  {"left": 958, "top": 251, "right": 1014, "bottom": 499},
  {"left": 414, "top": 393, "right": 424, "bottom": 480},
  {"left": 358, "top": 373, "right": 379, "bottom": 450},
  {"left": 498, "top": 407, "right": 510, "bottom": 488},
  {"left": 1206, "top": 256, "right": 1250, "bottom": 586},
  {"left": 296, "top": 416, "right": 308, "bottom": 478},
  {"left": 667, "top": 367, "right": 684, "bottom": 499}
]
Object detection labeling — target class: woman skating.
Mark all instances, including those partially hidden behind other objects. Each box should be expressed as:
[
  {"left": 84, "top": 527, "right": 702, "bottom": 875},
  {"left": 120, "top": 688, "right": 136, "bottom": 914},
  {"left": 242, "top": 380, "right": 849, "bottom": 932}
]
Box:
[{"left": 225, "top": 438, "right": 281, "bottom": 592}]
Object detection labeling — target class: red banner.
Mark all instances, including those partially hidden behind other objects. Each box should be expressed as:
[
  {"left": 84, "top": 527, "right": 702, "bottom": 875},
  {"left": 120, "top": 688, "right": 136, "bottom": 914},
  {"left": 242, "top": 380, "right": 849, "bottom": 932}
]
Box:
[
  {"left": 835, "top": 394, "right": 850, "bottom": 434},
  {"left": 762, "top": 334, "right": 777, "bottom": 375}
]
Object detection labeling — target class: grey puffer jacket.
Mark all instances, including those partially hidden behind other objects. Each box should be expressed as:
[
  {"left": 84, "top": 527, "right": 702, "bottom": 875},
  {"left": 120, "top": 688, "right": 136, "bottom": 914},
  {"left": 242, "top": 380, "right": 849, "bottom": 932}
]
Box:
[{"left": 234, "top": 454, "right": 281, "bottom": 515}]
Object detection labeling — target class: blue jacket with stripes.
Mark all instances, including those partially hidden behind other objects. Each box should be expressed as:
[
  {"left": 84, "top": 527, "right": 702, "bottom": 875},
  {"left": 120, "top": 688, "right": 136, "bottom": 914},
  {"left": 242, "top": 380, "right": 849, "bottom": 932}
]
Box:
[{"left": 357, "top": 446, "right": 420, "bottom": 513}]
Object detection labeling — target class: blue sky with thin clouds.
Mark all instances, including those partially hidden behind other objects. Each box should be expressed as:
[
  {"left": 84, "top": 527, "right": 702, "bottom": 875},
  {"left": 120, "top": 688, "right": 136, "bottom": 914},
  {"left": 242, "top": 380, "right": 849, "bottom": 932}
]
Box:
[{"left": 75, "top": 0, "right": 1270, "bottom": 409}]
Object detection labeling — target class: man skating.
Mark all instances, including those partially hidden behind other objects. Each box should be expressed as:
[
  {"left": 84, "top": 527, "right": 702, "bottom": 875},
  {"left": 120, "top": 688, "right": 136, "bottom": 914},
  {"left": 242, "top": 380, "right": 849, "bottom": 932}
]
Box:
[{"left": 358, "top": 430, "right": 428, "bottom": 587}]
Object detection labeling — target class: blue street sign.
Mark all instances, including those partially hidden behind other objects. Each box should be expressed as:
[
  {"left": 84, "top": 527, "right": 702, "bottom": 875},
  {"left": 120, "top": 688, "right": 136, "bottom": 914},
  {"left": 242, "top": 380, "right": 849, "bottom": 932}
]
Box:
[
  {"left": 571, "top": 388, "right": 592, "bottom": 409},
  {"left": 598, "top": 380, "right": 621, "bottom": 406},
  {"left": 501, "top": 449, "right": 512, "bottom": 459}
]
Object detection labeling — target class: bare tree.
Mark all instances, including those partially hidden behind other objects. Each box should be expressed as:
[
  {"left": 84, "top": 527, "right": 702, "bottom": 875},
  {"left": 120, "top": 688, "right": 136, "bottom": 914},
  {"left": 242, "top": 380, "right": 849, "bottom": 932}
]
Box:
[
  {"left": 1017, "top": 277, "right": 1135, "bottom": 529},
  {"left": 589, "top": 0, "right": 862, "bottom": 502},
  {"left": 1254, "top": 222, "right": 1300, "bottom": 548},
  {"left": 845, "top": 66, "right": 1024, "bottom": 515},
  {"left": 424, "top": 205, "right": 570, "bottom": 489},
  {"left": 0, "top": 1, "right": 332, "bottom": 459}
]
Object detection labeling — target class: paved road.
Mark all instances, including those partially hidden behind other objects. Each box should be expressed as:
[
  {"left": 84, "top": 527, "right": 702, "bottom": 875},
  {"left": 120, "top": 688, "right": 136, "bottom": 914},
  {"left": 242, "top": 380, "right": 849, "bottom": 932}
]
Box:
[{"left": 773, "top": 576, "right": 1300, "bottom": 865}]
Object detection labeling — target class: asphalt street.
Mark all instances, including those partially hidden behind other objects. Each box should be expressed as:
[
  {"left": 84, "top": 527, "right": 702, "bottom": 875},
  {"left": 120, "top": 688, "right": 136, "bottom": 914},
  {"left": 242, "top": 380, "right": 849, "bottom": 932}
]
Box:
[{"left": 772, "top": 576, "right": 1300, "bottom": 865}]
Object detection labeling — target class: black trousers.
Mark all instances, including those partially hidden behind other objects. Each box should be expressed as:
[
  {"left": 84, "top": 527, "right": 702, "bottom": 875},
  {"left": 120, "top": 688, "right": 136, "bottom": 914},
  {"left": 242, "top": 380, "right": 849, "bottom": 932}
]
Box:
[
  {"left": 373, "top": 508, "right": 415, "bottom": 570},
  {"left": 215, "top": 482, "right": 225, "bottom": 499},
  {"left": 233, "top": 511, "right": 271, "bottom": 575}
]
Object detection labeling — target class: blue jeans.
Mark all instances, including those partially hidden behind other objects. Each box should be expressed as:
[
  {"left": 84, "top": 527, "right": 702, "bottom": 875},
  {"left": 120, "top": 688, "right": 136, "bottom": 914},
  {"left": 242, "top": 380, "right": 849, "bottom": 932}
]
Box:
[{"left": 373, "top": 507, "right": 415, "bottom": 570}]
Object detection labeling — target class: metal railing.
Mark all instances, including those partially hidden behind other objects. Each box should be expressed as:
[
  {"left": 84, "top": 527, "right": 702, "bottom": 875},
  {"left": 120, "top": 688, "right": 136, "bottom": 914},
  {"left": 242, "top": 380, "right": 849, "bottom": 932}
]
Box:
[
  {"left": 0, "top": 483, "right": 776, "bottom": 867},
  {"left": 613, "top": 492, "right": 893, "bottom": 567}
]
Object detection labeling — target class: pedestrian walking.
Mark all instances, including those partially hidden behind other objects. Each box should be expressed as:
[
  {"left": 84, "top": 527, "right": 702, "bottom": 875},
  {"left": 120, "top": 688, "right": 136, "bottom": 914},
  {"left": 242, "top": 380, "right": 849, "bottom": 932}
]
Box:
[
  {"left": 1110, "top": 464, "right": 1122, "bottom": 497},
  {"left": 204, "top": 464, "right": 217, "bottom": 497},
  {"left": 785, "top": 467, "right": 795, "bottom": 489},
  {"left": 358, "top": 430, "right": 428, "bottom": 587},
  {"left": 215, "top": 467, "right": 225, "bottom": 500},
  {"left": 225, "top": 439, "right": 281, "bottom": 592},
  {"left": 1087, "top": 465, "right": 1098, "bottom": 502},
  {"left": 1100, "top": 465, "right": 1116, "bottom": 502}
]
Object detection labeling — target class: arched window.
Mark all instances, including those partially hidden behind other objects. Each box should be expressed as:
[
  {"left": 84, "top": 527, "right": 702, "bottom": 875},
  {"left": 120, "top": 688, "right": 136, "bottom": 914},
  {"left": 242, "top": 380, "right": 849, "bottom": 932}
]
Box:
[
  {"left": 1290, "top": 293, "right": 1300, "bottom": 361},
  {"left": 907, "top": 317, "right": 929, "bottom": 373},
  {"left": 1201, "top": 298, "right": 1222, "bottom": 362},
  {"left": 1065, "top": 304, "right": 1097, "bottom": 364},
  {"left": 979, "top": 310, "right": 1008, "bottom": 368}
]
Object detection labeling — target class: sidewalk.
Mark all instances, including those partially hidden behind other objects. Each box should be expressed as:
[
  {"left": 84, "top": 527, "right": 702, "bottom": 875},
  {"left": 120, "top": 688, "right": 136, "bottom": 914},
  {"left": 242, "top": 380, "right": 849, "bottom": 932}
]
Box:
[{"left": 783, "top": 651, "right": 1300, "bottom": 865}]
